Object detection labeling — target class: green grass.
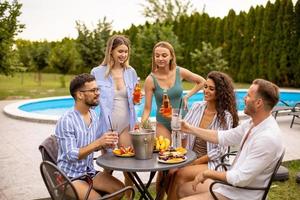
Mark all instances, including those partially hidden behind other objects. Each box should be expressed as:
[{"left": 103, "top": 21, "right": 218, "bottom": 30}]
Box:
[
  {"left": 269, "top": 160, "right": 300, "bottom": 199},
  {"left": 0, "top": 72, "right": 251, "bottom": 100},
  {"left": 0, "top": 73, "right": 75, "bottom": 100}
]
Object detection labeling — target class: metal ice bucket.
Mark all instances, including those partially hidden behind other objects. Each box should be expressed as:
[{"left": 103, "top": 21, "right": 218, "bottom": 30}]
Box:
[{"left": 130, "top": 129, "right": 155, "bottom": 160}]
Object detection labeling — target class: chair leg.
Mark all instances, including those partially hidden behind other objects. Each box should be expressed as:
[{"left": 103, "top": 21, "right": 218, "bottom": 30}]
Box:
[
  {"left": 290, "top": 116, "right": 296, "bottom": 128},
  {"left": 274, "top": 111, "right": 278, "bottom": 119}
]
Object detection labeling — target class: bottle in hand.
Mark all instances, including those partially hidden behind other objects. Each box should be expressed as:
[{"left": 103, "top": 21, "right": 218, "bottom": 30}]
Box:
[
  {"left": 133, "top": 77, "right": 142, "bottom": 104},
  {"left": 162, "top": 93, "right": 172, "bottom": 118}
]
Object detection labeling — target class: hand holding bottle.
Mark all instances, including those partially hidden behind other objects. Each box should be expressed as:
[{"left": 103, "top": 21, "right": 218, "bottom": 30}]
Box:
[{"left": 133, "top": 77, "right": 142, "bottom": 104}]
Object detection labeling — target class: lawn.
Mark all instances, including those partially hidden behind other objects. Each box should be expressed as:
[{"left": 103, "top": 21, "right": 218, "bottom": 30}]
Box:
[
  {"left": 269, "top": 160, "right": 300, "bottom": 199},
  {"left": 0, "top": 72, "right": 74, "bottom": 100},
  {"left": 0, "top": 72, "right": 250, "bottom": 100}
]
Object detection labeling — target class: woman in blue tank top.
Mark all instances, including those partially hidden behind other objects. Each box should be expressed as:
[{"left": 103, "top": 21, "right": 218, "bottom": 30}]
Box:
[{"left": 141, "top": 41, "right": 205, "bottom": 199}]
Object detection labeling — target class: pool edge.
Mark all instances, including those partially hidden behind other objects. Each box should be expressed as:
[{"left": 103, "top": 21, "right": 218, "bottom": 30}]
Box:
[{"left": 3, "top": 89, "right": 299, "bottom": 124}]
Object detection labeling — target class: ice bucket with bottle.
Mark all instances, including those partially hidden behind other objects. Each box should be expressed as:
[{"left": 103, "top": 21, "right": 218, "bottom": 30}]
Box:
[{"left": 130, "top": 129, "right": 155, "bottom": 160}]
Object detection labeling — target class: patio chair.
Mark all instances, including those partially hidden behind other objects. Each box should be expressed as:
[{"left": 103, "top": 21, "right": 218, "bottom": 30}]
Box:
[
  {"left": 209, "top": 150, "right": 285, "bottom": 200},
  {"left": 38, "top": 135, "right": 99, "bottom": 164},
  {"left": 40, "top": 161, "right": 135, "bottom": 200},
  {"left": 39, "top": 135, "right": 58, "bottom": 164},
  {"left": 272, "top": 100, "right": 294, "bottom": 119},
  {"left": 288, "top": 102, "right": 300, "bottom": 128},
  {"left": 38, "top": 136, "right": 122, "bottom": 197}
]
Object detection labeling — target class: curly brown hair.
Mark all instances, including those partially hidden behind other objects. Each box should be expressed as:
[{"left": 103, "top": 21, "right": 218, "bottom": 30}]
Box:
[{"left": 207, "top": 71, "right": 239, "bottom": 128}]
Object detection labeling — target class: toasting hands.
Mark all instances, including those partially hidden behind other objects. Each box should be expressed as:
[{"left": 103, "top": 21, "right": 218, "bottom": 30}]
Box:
[{"left": 180, "top": 120, "right": 192, "bottom": 133}]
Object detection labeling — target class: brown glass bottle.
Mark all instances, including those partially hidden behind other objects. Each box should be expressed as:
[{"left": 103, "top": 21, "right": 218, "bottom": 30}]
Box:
[{"left": 162, "top": 94, "right": 172, "bottom": 117}]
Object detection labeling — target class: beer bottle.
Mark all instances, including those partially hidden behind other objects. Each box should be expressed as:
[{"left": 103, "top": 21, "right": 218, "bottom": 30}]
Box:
[
  {"left": 133, "top": 77, "right": 141, "bottom": 104},
  {"left": 162, "top": 93, "right": 172, "bottom": 117}
]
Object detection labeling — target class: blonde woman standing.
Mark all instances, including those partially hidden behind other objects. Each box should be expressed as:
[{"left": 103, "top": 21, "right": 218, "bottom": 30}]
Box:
[{"left": 91, "top": 35, "right": 138, "bottom": 199}]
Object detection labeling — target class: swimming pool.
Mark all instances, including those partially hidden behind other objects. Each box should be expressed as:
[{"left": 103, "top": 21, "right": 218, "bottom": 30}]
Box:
[{"left": 4, "top": 90, "right": 300, "bottom": 123}]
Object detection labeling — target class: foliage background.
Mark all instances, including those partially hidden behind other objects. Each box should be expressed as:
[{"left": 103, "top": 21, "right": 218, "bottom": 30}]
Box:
[{"left": 1, "top": 0, "right": 300, "bottom": 88}]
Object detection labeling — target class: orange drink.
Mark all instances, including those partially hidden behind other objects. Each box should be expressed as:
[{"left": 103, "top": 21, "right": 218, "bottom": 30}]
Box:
[{"left": 133, "top": 78, "right": 142, "bottom": 104}]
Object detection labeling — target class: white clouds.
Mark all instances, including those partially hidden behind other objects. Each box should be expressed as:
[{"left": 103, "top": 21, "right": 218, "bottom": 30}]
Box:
[{"left": 15, "top": 0, "right": 290, "bottom": 41}]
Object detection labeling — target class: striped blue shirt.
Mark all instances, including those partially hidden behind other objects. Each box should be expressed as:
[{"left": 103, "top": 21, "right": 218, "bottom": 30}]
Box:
[
  {"left": 55, "top": 108, "right": 102, "bottom": 178},
  {"left": 183, "top": 101, "right": 233, "bottom": 171}
]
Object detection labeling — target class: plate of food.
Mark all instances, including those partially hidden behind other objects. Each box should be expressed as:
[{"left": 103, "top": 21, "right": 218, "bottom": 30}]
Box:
[
  {"left": 112, "top": 147, "right": 135, "bottom": 157},
  {"left": 157, "top": 155, "right": 187, "bottom": 164},
  {"left": 157, "top": 149, "right": 187, "bottom": 164}
]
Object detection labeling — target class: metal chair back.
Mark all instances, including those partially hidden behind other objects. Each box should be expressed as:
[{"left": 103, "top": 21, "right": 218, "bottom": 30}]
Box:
[
  {"left": 261, "top": 149, "right": 285, "bottom": 199},
  {"left": 40, "top": 161, "right": 79, "bottom": 200},
  {"left": 210, "top": 150, "right": 285, "bottom": 200}
]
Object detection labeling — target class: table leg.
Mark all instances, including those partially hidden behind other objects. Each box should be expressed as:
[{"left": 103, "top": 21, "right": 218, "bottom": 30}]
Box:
[
  {"left": 146, "top": 171, "right": 156, "bottom": 188},
  {"left": 127, "top": 172, "right": 154, "bottom": 200}
]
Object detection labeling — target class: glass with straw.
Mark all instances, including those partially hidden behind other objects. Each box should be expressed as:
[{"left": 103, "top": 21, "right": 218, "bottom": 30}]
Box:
[
  {"left": 171, "top": 98, "right": 182, "bottom": 148},
  {"left": 108, "top": 116, "right": 118, "bottom": 149}
]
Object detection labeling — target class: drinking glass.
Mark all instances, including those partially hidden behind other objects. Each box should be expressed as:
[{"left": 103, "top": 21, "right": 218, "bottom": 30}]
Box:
[
  {"left": 171, "top": 108, "right": 182, "bottom": 131},
  {"left": 171, "top": 108, "right": 182, "bottom": 148},
  {"left": 109, "top": 123, "right": 119, "bottom": 149}
]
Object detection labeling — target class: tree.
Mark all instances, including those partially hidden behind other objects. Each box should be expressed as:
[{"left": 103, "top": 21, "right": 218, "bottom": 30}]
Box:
[
  {"left": 76, "top": 18, "right": 112, "bottom": 72},
  {"left": 0, "top": 0, "right": 24, "bottom": 75},
  {"left": 15, "top": 39, "right": 34, "bottom": 70},
  {"left": 190, "top": 41, "right": 228, "bottom": 76},
  {"left": 141, "top": 0, "right": 195, "bottom": 22},
  {"left": 31, "top": 41, "right": 51, "bottom": 85},
  {"left": 222, "top": 9, "right": 236, "bottom": 75},
  {"left": 294, "top": 0, "right": 300, "bottom": 87},
  {"left": 49, "top": 38, "right": 82, "bottom": 87},
  {"left": 238, "top": 7, "right": 256, "bottom": 82},
  {"left": 130, "top": 23, "right": 181, "bottom": 78}
]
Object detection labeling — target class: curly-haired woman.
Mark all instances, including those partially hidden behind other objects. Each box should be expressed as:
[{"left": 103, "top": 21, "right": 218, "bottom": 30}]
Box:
[{"left": 167, "top": 71, "right": 239, "bottom": 200}]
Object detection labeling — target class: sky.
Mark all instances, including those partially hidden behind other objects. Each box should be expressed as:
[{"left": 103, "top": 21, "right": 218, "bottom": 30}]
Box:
[{"left": 14, "top": 0, "right": 292, "bottom": 41}]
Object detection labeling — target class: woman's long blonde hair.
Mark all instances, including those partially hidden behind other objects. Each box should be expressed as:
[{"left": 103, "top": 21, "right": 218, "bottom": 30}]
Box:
[
  {"left": 101, "top": 35, "right": 131, "bottom": 77},
  {"left": 151, "top": 41, "right": 177, "bottom": 72}
]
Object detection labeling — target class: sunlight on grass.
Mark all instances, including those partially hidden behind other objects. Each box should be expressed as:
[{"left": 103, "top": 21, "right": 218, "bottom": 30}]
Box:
[
  {"left": 0, "top": 73, "right": 251, "bottom": 100},
  {"left": 269, "top": 160, "right": 300, "bottom": 200},
  {"left": 0, "top": 73, "right": 74, "bottom": 99}
]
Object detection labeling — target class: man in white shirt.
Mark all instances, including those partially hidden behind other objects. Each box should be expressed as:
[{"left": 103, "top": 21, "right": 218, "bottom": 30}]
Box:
[{"left": 179, "top": 79, "right": 284, "bottom": 200}]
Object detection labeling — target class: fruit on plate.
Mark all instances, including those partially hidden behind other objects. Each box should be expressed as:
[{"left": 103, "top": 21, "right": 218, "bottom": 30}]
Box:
[
  {"left": 154, "top": 136, "right": 170, "bottom": 151},
  {"left": 160, "top": 157, "right": 186, "bottom": 163},
  {"left": 113, "top": 146, "right": 135, "bottom": 156},
  {"left": 175, "top": 147, "right": 187, "bottom": 155}
]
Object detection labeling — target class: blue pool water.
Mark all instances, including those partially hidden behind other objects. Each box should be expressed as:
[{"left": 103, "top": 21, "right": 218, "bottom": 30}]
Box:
[{"left": 19, "top": 91, "right": 300, "bottom": 117}]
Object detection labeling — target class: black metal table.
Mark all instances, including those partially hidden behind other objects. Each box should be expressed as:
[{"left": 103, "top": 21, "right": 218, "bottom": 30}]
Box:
[{"left": 96, "top": 150, "right": 196, "bottom": 200}]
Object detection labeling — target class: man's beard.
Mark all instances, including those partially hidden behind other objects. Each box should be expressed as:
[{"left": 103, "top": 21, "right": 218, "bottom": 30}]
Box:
[
  {"left": 244, "top": 102, "right": 256, "bottom": 115},
  {"left": 85, "top": 98, "right": 99, "bottom": 107}
]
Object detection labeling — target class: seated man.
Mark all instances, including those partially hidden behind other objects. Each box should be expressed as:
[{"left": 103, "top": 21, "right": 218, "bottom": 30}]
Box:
[
  {"left": 179, "top": 79, "right": 284, "bottom": 200},
  {"left": 55, "top": 73, "right": 124, "bottom": 199}
]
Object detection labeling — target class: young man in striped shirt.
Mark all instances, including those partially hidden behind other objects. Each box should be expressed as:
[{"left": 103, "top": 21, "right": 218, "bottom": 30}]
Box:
[{"left": 55, "top": 73, "right": 124, "bottom": 199}]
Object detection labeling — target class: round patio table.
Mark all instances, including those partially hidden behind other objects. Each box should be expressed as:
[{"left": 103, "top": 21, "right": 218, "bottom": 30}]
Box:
[{"left": 96, "top": 150, "right": 197, "bottom": 200}]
